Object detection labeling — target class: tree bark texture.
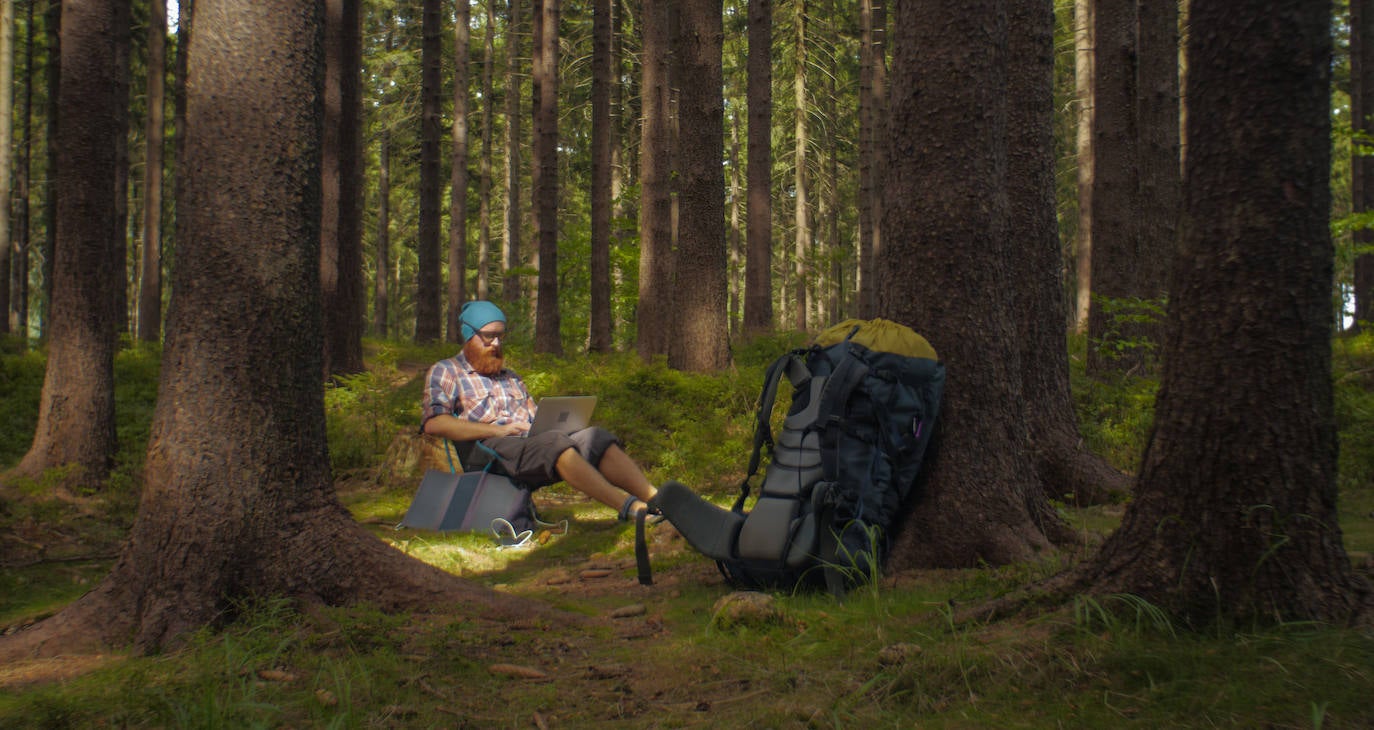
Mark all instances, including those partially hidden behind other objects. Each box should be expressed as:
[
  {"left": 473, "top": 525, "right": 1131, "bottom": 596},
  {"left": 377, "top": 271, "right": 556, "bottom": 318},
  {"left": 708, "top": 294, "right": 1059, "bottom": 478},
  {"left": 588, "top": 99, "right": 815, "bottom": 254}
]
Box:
[
  {"left": 136, "top": 0, "right": 165, "bottom": 343},
  {"left": 1007, "top": 0, "right": 1129, "bottom": 505},
  {"left": 14, "top": 0, "right": 125, "bottom": 486},
  {"left": 744, "top": 0, "right": 772, "bottom": 334},
  {"left": 1078, "top": 0, "right": 1372, "bottom": 626},
  {"left": 533, "top": 0, "right": 562, "bottom": 354},
  {"left": 320, "top": 0, "right": 365, "bottom": 374},
  {"left": 637, "top": 0, "right": 673, "bottom": 360},
  {"left": 0, "top": 0, "right": 13, "bottom": 338},
  {"left": 447, "top": 0, "right": 471, "bottom": 343},
  {"left": 590, "top": 0, "right": 613, "bottom": 351},
  {"left": 880, "top": 0, "right": 1071, "bottom": 569},
  {"left": 414, "top": 0, "right": 443, "bottom": 342},
  {"left": 503, "top": 0, "right": 523, "bottom": 304},
  {"left": 1072, "top": 0, "right": 1092, "bottom": 333},
  {"left": 0, "top": 0, "right": 534, "bottom": 657},
  {"left": 669, "top": 0, "right": 730, "bottom": 372},
  {"left": 791, "top": 0, "right": 809, "bottom": 331}
]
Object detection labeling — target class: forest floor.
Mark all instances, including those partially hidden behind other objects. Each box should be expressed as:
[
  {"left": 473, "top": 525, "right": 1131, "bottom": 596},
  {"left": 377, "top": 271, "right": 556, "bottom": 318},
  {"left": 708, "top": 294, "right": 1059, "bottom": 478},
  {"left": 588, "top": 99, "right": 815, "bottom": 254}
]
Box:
[{"left": 3, "top": 338, "right": 1374, "bottom": 727}]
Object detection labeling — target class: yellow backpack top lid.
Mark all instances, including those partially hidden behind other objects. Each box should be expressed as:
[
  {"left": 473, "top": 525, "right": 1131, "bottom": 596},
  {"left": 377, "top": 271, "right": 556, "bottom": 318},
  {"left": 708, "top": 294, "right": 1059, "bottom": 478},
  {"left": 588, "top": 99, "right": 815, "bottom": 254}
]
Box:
[{"left": 813, "top": 318, "right": 938, "bottom": 361}]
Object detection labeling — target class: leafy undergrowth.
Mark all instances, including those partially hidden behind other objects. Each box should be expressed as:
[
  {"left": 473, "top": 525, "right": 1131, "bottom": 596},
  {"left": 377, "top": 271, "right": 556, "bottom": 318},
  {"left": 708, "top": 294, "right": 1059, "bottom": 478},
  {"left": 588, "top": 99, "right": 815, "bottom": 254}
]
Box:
[{"left": 2, "top": 333, "right": 1373, "bottom": 727}]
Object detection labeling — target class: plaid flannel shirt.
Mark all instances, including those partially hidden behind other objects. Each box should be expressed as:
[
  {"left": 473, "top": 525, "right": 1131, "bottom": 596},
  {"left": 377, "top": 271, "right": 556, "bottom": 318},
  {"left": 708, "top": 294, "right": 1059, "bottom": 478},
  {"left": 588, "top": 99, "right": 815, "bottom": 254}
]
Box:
[{"left": 420, "top": 353, "right": 536, "bottom": 429}]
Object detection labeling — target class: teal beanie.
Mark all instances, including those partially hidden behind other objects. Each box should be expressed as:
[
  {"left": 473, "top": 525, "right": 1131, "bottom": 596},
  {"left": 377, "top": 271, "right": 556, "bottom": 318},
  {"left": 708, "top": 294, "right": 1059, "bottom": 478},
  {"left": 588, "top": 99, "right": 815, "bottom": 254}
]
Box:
[{"left": 460, "top": 300, "right": 506, "bottom": 342}]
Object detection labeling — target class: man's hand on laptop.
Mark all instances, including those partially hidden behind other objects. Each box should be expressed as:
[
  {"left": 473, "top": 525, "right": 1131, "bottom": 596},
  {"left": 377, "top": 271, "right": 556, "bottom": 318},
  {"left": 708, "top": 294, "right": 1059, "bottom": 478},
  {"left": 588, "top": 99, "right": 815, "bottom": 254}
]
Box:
[{"left": 492, "top": 421, "right": 530, "bottom": 438}]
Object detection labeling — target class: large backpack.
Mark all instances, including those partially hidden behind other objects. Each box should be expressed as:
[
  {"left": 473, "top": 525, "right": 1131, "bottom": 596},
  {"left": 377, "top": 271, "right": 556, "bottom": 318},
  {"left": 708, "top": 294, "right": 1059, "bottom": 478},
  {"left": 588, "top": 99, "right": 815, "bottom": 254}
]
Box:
[{"left": 643, "top": 318, "right": 945, "bottom": 594}]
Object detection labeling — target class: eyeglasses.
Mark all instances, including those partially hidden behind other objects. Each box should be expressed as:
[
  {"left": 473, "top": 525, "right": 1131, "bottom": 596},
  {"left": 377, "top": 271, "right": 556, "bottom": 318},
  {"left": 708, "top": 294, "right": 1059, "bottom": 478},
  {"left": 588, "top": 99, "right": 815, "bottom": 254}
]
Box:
[{"left": 474, "top": 329, "right": 506, "bottom": 345}]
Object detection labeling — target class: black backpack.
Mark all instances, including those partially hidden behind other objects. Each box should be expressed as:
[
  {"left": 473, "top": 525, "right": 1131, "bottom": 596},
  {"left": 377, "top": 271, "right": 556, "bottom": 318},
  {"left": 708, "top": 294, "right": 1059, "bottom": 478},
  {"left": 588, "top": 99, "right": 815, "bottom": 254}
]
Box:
[{"left": 643, "top": 319, "right": 945, "bottom": 594}]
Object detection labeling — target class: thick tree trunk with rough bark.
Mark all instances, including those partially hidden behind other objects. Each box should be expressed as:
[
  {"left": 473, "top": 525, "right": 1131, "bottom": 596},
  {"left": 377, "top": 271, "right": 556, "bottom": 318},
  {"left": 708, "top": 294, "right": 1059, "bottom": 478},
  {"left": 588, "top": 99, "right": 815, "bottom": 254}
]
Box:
[
  {"left": 881, "top": 0, "right": 1072, "bottom": 569},
  {"left": 0, "top": 0, "right": 534, "bottom": 659},
  {"left": 13, "top": 0, "right": 125, "bottom": 488},
  {"left": 1066, "top": 0, "right": 1372, "bottom": 627},
  {"left": 669, "top": 0, "right": 730, "bottom": 372},
  {"left": 1008, "top": 0, "right": 1129, "bottom": 505}
]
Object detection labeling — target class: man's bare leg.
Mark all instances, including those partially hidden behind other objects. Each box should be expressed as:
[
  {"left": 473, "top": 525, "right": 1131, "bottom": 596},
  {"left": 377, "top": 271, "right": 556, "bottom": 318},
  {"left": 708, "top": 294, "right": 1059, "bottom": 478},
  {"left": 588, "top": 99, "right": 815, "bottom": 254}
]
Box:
[{"left": 555, "top": 446, "right": 657, "bottom": 516}]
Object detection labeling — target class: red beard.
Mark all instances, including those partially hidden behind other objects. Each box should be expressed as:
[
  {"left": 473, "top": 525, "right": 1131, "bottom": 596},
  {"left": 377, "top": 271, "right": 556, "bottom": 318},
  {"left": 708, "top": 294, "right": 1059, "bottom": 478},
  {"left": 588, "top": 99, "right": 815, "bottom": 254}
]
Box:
[{"left": 464, "top": 339, "right": 505, "bottom": 376}]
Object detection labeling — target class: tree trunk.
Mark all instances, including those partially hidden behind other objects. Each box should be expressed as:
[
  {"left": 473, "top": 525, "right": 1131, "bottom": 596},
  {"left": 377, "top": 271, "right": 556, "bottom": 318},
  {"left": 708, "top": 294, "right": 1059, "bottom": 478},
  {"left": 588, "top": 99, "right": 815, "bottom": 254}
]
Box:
[
  {"left": 0, "top": 0, "right": 13, "bottom": 338},
  {"left": 111, "top": 0, "right": 130, "bottom": 337},
  {"left": 10, "top": 0, "right": 33, "bottom": 337},
  {"left": 414, "top": 0, "right": 443, "bottom": 342},
  {"left": 636, "top": 0, "right": 673, "bottom": 360},
  {"left": 589, "top": 0, "right": 613, "bottom": 351},
  {"left": 447, "top": 0, "right": 471, "bottom": 343},
  {"left": 668, "top": 0, "right": 729, "bottom": 372},
  {"left": 1007, "top": 0, "right": 1129, "bottom": 505},
  {"left": 476, "top": 0, "right": 495, "bottom": 301},
  {"left": 1072, "top": 0, "right": 1092, "bottom": 333},
  {"left": 38, "top": 0, "right": 56, "bottom": 340},
  {"left": 532, "top": 0, "right": 561, "bottom": 354},
  {"left": 136, "top": 0, "right": 165, "bottom": 343},
  {"left": 1085, "top": 0, "right": 1168, "bottom": 376},
  {"left": 373, "top": 11, "right": 394, "bottom": 338},
  {"left": 1070, "top": 0, "right": 1373, "bottom": 626},
  {"left": 12, "top": 0, "right": 125, "bottom": 488},
  {"left": 791, "top": 0, "right": 809, "bottom": 332},
  {"left": 0, "top": 0, "right": 536, "bottom": 659},
  {"left": 1354, "top": 0, "right": 1374, "bottom": 329},
  {"left": 743, "top": 0, "right": 772, "bottom": 335},
  {"left": 503, "top": 0, "right": 523, "bottom": 304},
  {"left": 320, "top": 0, "right": 365, "bottom": 375},
  {"left": 880, "top": 0, "right": 1072, "bottom": 569}
]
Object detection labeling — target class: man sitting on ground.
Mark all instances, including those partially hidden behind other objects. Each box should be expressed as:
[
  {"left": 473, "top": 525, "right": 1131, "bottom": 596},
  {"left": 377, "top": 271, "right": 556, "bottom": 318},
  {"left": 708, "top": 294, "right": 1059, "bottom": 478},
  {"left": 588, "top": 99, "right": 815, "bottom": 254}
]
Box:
[{"left": 420, "top": 300, "right": 659, "bottom": 521}]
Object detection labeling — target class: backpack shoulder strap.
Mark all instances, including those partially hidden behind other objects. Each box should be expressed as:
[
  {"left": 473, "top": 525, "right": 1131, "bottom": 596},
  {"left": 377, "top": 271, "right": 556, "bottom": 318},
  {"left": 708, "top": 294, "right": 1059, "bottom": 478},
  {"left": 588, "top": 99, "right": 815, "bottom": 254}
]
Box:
[{"left": 737, "top": 350, "right": 812, "bottom": 511}]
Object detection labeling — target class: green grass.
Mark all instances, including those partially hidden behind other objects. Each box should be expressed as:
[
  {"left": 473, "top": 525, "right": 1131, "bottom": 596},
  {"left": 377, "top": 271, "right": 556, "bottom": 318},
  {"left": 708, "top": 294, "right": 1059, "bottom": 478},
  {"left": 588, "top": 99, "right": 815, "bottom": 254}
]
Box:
[{"left": 2, "top": 332, "right": 1373, "bottom": 728}]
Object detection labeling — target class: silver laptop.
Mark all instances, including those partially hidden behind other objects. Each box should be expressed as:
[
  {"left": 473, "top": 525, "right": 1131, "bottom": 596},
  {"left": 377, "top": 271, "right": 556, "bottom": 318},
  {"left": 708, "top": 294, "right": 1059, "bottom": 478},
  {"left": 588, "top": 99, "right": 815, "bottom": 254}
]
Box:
[{"left": 526, "top": 395, "right": 597, "bottom": 437}]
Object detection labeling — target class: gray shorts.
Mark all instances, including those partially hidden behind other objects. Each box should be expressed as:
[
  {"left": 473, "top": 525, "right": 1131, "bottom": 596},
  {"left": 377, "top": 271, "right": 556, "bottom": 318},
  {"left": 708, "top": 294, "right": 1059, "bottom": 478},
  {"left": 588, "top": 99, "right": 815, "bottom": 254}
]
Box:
[{"left": 482, "top": 427, "right": 622, "bottom": 487}]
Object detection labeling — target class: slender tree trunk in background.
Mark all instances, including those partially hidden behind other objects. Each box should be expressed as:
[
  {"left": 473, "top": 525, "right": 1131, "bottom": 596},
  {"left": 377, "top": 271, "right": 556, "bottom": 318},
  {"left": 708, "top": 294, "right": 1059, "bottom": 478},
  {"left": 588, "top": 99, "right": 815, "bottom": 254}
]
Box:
[
  {"left": 0, "top": 0, "right": 536, "bottom": 659},
  {"left": 1087, "top": 0, "right": 1166, "bottom": 376},
  {"left": 1008, "top": 0, "right": 1129, "bottom": 505},
  {"left": 415, "top": 0, "right": 442, "bottom": 342},
  {"left": 1072, "top": 0, "right": 1092, "bottom": 333},
  {"left": 1135, "top": 0, "right": 1179, "bottom": 311},
  {"left": 38, "top": 0, "right": 57, "bottom": 340},
  {"left": 476, "top": 0, "right": 494, "bottom": 301},
  {"left": 669, "top": 0, "right": 729, "bottom": 372},
  {"left": 1066, "top": 0, "right": 1373, "bottom": 626},
  {"left": 743, "top": 0, "right": 772, "bottom": 335},
  {"left": 171, "top": 0, "right": 190, "bottom": 318},
  {"left": 792, "top": 1, "right": 809, "bottom": 331},
  {"left": 503, "top": 0, "right": 523, "bottom": 304},
  {"left": 728, "top": 114, "right": 743, "bottom": 333},
  {"left": 320, "top": 0, "right": 365, "bottom": 376},
  {"left": 589, "top": 0, "right": 613, "bottom": 351},
  {"left": 14, "top": 0, "right": 126, "bottom": 488},
  {"left": 881, "top": 0, "right": 1072, "bottom": 569},
  {"left": 375, "top": 132, "right": 391, "bottom": 336},
  {"left": 373, "top": 12, "right": 393, "bottom": 337},
  {"left": 856, "top": 0, "right": 875, "bottom": 320},
  {"left": 11, "top": 0, "right": 33, "bottom": 337},
  {"left": 532, "top": 0, "right": 561, "bottom": 354},
  {"left": 0, "top": 0, "right": 13, "bottom": 338},
  {"left": 447, "top": 0, "right": 471, "bottom": 343},
  {"left": 137, "top": 0, "right": 165, "bottom": 343},
  {"left": 1354, "top": 0, "right": 1374, "bottom": 328},
  {"left": 111, "top": 0, "right": 130, "bottom": 337},
  {"left": 826, "top": 49, "right": 841, "bottom": 323},
  {"left": 637, "top": 0, "right": 672, "bottom": 360}
]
